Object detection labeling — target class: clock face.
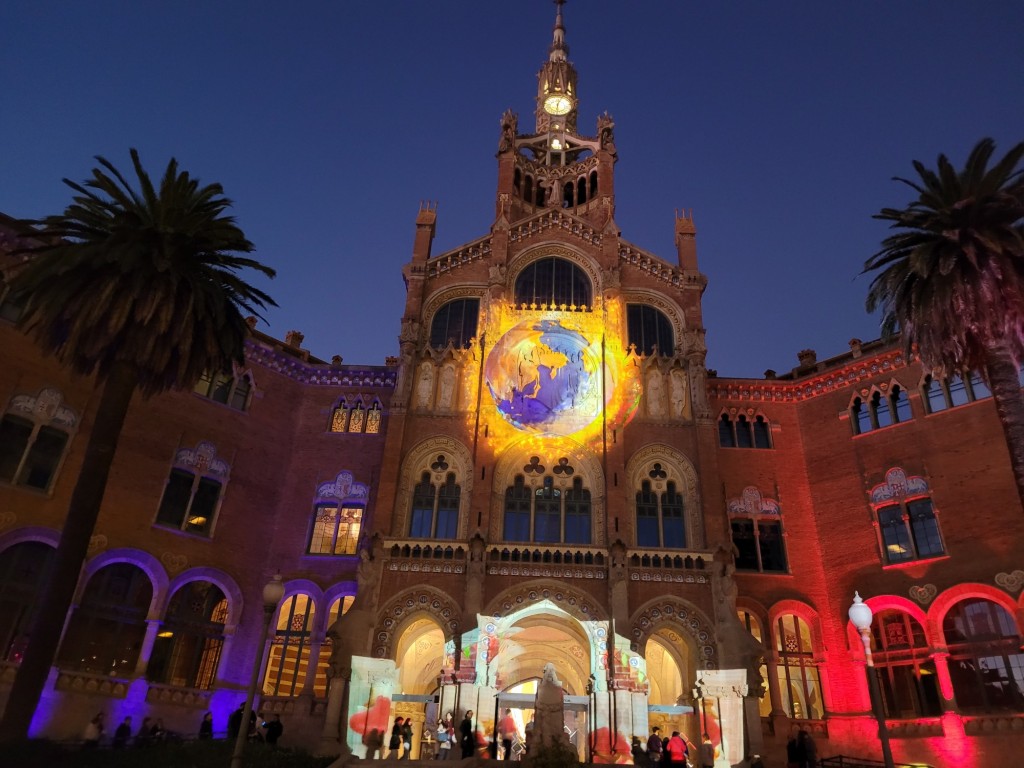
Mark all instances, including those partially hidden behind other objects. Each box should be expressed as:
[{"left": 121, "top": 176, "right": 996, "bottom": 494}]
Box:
[{"left": 544, "top": 94, "right": 573, "bottom": 116}]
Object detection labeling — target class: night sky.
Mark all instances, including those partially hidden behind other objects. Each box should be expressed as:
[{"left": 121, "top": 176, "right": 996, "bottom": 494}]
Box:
[{"left": 3, "top": 2, "right": 1022, "bottom": 378}]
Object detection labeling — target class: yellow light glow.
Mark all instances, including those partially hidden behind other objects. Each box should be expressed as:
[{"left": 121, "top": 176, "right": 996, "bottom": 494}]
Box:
[
  {"left": 157, "top": 631, "right": 174, "bottom": 638},
  {"left": 550, "top": 138, "right": 563, "bottom": 150}
]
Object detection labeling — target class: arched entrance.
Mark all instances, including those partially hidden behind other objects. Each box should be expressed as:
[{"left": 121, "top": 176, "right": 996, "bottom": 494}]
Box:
[
  {"left": 392, "top": 615, "right": 447, "bottom": 759},
  {"left": 644, "top": 626, "right": 701, "bottom": 746}
]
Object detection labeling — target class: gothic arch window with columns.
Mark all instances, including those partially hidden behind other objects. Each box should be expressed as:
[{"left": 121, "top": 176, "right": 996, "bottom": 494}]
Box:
[
  {"left": 728, "top": 487, "right": 788, "bottom": 573},
  {"left": 330, "top": 398, "right": 383, "bottom": 434},
  {"left": 921, "top": 370, "right": 991, "bottom": 414},
  {"left": 718, "top": 410, "right": 772, "bottom": 449},
  {"left": 513, "top": 255, "right": 593, "bottom": 311},
  {"left": 263, "top": 591, "right": 318, "bottom": 697},
  {"left": 307, "top": 471, "right": 369, "bottom": 556},
  {"left": 942, "top": 597, "right": 1024, "bottom": 713},
  {"left": 503, "top": 462, "right": 592, "bottom": 545},
  {"left": 0, "top": 387, "right": 78, "bottom": 491},
  {"left": 626, "top": 446, "right": 703, "bottom": 550},
  {"left": 626, "top": 303, "right": 674, "bottom": 356},
  {"left": 849, "top": 380, "right": 912, "bottom": 435},
  {"left": 192, "top": 366, "right": 254, "bottom": 411},
  {"left": 429, "top": 298, "right": 480, "bottom": 349},
  {"left": 771, "top": 609, "right": 825, "bottom": 720},
  {"left": 395, "top": 438, "right": 474, "bottom": 541},
  {"left": 155, "top": 441, "right": 230, "bottom": 538},
  {"left": 867, "top": 608, "right": 942, "bottom": 718}
]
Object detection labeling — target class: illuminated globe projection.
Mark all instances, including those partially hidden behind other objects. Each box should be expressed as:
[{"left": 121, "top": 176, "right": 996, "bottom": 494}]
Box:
[{"left": 485, "top": 318, "right": 606, "bottom": 437}]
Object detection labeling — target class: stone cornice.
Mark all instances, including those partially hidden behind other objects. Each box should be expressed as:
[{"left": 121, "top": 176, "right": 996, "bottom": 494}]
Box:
[
  {"left": 618, "top": 241, "right": 706, "bottom": 292},
  {"left": 245, "top": 339, "right": 396, "bottom": 388},
  {"left": 708, "top": 349, "right": 906, "bottom": 404}
]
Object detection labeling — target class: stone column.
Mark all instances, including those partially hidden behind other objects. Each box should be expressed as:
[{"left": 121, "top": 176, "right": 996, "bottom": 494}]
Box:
[
  {"left": 694, "top": 669, "right": 748, "bottom": 768},
  {"left": 299, "top": 634, "right": 324, "bottom": 697},
  {"left": 132, "top": 619, "right": 162, "bottom": 679}
]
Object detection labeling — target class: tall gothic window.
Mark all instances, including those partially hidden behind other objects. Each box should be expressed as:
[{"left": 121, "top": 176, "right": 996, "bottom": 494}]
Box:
[
  {"left": 627, "top": 304, "right": 674, "bottom": 356},
  {"left": 635, "top": 478, "right": 686, "bottom": 548},
  {"left": 870, "top": 610, "right": 941, "bottom": 718},
  {"left": 330, "top": 400, "right": 382, "bottom": 434},
  {"left": 943, "top": 599, "right": 1024, "bottom": 713},
  {"left": 514, "top": 257, "right": 592, "bottom": 311},
  {"left": 430, "top": 298, "right": 480, "bottom": 349},
  {"left": 57, "top": 563, "right": 152, "bottom": 676},
  {"left": 0, "top": 541, "right": 55, "bottom": 663},
  {"left": 263, "top": 593, "right": 315, "bottom": 697},
  {"left": 922, "top": 371, "right": 992, "bottom": 413},
  {"left": 147, "top": 581, "right": 228, "bottom": 690},
  {"left": 410, "top": 471, "right": 461, "bottom": 539},
  {"left": 851, "top": 385, "right": 912, "bottom": 434},
  {"left": 503, "top": 471, "right": 591, "bottom": 545},
  {"left": 775, "top": 614, "right": 824, "bottom": 720}
]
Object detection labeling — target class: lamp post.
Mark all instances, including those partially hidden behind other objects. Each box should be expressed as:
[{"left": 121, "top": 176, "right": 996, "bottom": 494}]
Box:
[
  {"left": 848, "top": 592, "right": 895, "bottom": 768},
  {"left": 230, "top": 574, "right": 286, "bottom": 768}
]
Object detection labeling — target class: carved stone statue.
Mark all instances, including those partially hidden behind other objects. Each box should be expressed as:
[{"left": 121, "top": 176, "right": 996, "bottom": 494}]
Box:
[
  {"left": 438, "top": 365, "right": 456, "bottom": 410},
  {"left": 499, "top": 109, "right": 518, "bottom": 153},
  {"left": 597, "top": 112, "right": 616, "bottom": 155},
  {"left": 670, "top": 369, "right": 687, "bottom": 417},
  {"left": 646, "top": 369, "right": 665, "bottom": 418},
  {"left": 416, "top": 362, "right": 435, "bottom": 408}
]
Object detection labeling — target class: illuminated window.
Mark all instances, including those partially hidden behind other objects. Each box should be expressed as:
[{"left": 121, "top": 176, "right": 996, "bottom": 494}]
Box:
[
  {"left": 728, "top": 487, "right": 787, "bottom": 572},
  {"left": 737, "top": 610, "right": 771, "bottom": 717},
  {"left": 514, "top": 257, "right": 592, "bottom": 311},
  {"left": 635, "top": 479, "right": 685, "bottom": 548},
  {"left": 348, "top": 403, "right": 365, "bottom": 433},
  {"left": 147, "top": 581, "right": 227, "bottom": 690},
  {"left": 503, "top": 472, "right": 591, "bottom": 545},
  {"left": 366, "top": 403, "right": 382, "bottom": 433},
  {"left": 329, "top": 400, "right": 382, "bottom": 434},
  {"left": 410, "top": 471, "right": 461, "bottom": 539},
  {"left": 330, "top": 403, "right": 349, "bottom": 432},
  {"left": 57, "top": 563, "right": 152, "bottom": 676},
  {"left": 922, "top": 371, "right": 992, "bottom": 414},
  {"left": 0, "top": 389, "right": 76, "bottom": 491},
  {"left": 430, "top": 298, "right": 480, "bottom": 349},
  {"left": 263, "top": 594, "right": 315, "bottom": 697},
  {"left": 308, "top": 504, "right": 362, "bottom": 555},
  {"left": 316, "top": 594, "right": 355, "bottom": 698},
  {"left": 193, "top": 369, "right": 252, "bottom": 411},
  {"left": 851, "top": 384, "right": 912, "bottom": 435},
  {"left": 869, "top": 610, "right": 941, "bottom": 718},
  {"left": 944, "top": 599, "right": 1024, "bottom": 713},
  {"left": 0, "top": 541, "right": 55, "bottom": 663},
  {"left": 155, "top": 442, "right": 229, "bottom": 538},
  {"left": 627, "top": 304, "right": 674, "bottom": 356},
  {"left": 774, "top": 614, "right": 824, "bottom": 719},
  {"left": 718, "top": 413, "right": 772, "bottom": 449},
  {"left": 877, "top": 498, "right": 943, "bottom": 564}
]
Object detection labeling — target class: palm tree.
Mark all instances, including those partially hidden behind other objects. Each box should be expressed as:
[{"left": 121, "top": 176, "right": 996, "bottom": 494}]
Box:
[
  {"left": 0, "top": 149, "right": 276, "bottom": 741},
  {"left": 864, "top": 137, "right": 1024, "bottom": 509}
]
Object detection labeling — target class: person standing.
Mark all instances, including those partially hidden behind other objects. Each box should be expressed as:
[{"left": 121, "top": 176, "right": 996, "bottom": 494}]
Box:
[
  {"left": 228, "top": 705, "right": 244, "bottom": 741},
  {"left": 198, "top": 711, "right": 214, "bottom": 740},
  {"left": 646, "top": 726, "right": 663, "bottom": 765},
  {"left": 437, "top": 713, "right": 452, "bottom": 760},
  {"left": 666, "top": 730, "right": 688, "bottom": 768},
  {"left": 786, "top": 733, "right": 803, "bottom": 768},
  {"left": 798, "top": 729, "right": 817, "bottom": 768},
  {"left": 460, "top": 710, "right": 475, "bottom": 759},
  {"left": 265, "top": 714, "right": 284, "bottom": 746},
  {"left": 112, "top": 716, "right": 131, "bottom": 749},
  {"left": 498, "top": 708, "right": 518, "bottom": 760},
  {"left": 389, "top": 717, "right": 404, "bottom": 759},
  {"left": 698, "top": 733, "right": 715, "bottom": 768},
  {"left": 82, "top": 712, "right": 104, "bottom": 749}
]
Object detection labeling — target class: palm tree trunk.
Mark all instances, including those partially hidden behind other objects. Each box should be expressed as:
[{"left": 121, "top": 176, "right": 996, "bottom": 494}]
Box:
[
  {"left": 0, "top": 361, "right": 138, "bottom": 743},
  {"left": 985, "top": 344, "right": 1024, "bottom": 513}
]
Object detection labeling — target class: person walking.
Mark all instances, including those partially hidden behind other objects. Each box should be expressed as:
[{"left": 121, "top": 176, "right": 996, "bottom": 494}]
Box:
[
  {"left": 460, "top": 710, "right": 475, "bottom": 759},
  {"left": 646, "top": 726, "right": 663, "bottom": 765},
  {"left": 697, "top": 733, "right": 715, "bottom": 768},
  {"left": 798, "top": 728, "right": 817, "bottom": 768},
  {"left": 666, "top": 730, "right": 688, "bottom": 768},
  {"left": 499, "top": 708, "right": 518, "bottom": 760},
  {"left": 400, "top": 717, "right": 414, "bottom": 759},
  {"left": 389, "top": 717, "right": 404, "bottom": 759},
  {"left": 198, "top": 711, "right": 214, "bottom": 740}
]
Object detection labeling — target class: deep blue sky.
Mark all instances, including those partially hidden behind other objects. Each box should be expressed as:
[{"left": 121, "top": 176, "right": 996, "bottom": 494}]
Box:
[{"left": 3, "top": 2, "right": 1022, "bottom": 378}]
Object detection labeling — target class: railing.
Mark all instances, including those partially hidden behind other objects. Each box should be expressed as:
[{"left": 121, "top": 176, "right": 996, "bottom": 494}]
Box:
[
  {"left": 488, "top": 544, "right": 606, "bottom": 566},
  {"left": 627, "top": 548, "right": 713, "bottom": 571},
  {"left": 821, "top": 757, "right": 933, "bottom": 768},
  {"left": 386, "top": 540, "right": 467, "bottom": 561}
]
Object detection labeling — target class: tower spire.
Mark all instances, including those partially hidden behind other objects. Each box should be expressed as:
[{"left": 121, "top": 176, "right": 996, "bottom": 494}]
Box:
[{"left": 549, "top": 0, "right": 569, "bottom": 62}]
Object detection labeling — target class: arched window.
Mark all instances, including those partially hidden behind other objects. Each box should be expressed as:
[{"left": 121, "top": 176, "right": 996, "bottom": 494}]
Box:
[
  {"left": 514, "top": 257, "right": 592, "bottom": 311},
  {"left": 155, "top": 442, "right": 229, "bottom": 538},
  {"left": 429, "top": 298, "right": 480, "bottom": 349},
  {"left": 330, "top": 400, "right": 383, "bottom": 434},
  {"left": 774, "top": 614, "right": 823, "bottom": 719},
  {"left": 147, "top": 581, "right": 227, "bottom": 690},
  {"left": 524, "top": 176, "right": 534, "bottom": 204},
  {"left": 365, "top": 402, "right": 382, "bottom": 434},
  {"left": 870, "top": 610, "right": 941, "bottom": 718},
  {"left": 943, "top": 599, "right": 1024, "bottom": 713},
  {"left": 410, "top": 471, "right": 461, "bottom": 539},
  {"left": 718, "top": 414, "right": 736, "bottom": 448},
  {"left": 562, "top": 181, "right": 574, "bottom": 208},
  {"left": 0, "top": 389, "right": 75, "bottom": 491},
  {"left": 330, "top": 400, "right": 349, "bottom": 432},
  {"left": 635, "top": 478, "right": 686, "bottom": 549},
  {"left": 719, "top": 413, "right": 773, "bottom": 449},
  {"left": 922, "top": 371, "right": 992, "bottom": 413},
  {"left": 57, "top": 563, "right": 152, "bottom": 676},
  {"left": 577, "top": 177, "right": 587, "bottom": 205},
  {"left": 627, "top": 304, "right": 674, "bottom": 356},
  {"left": 263, "top": 593, "right": 316, "bottom": 697},
  {"left": 0, "top": 541, "right": 55, "bottom": 663},
  {"left": 728, "top": 487, "right": 787, "bottom": 573},
  {"left": 513, "top": 168, "right": 522, "bottom": 193},
  {"left": 503, "top": 469, "right": 591, "bottom": 544},
  {"left": 193, "top": 369, "right": 253, "bottom": 411},
  {"left": 589, "top": 171, "right": 598, "bottom": 198}
]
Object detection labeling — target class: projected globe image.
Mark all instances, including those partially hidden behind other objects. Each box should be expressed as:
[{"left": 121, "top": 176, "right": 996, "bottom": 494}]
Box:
[{"left": 485, "top": 319, "right": 604, "bottom": 436}]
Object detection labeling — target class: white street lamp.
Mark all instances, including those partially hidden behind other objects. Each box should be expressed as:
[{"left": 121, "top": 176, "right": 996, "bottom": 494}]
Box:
[
  {"left": 848, "top": 592, "right": 895, "bottom": 768},
  {"left": 230, "top": 574, "right": 286, "bottom": 768}
]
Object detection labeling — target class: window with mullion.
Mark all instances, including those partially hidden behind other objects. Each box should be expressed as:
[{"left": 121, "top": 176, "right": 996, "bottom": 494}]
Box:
[
  {"left": 775, "top": 614, "right": 824, "bottom": 719},
  {"left": 878, "top": 499, "right": 943, "bottom": 564},
  {"left": 504, "top": 477, "right": 532, "bottom": 542},
  {"left": 636, "top": 482, "right": 660, "bottom": 547},
  {"left": 661, "top": 483, "right": 686, "bottom": 548},
  {"left": 435, "top": 474, "right": 460, "bottom": 539},
  {"left": 534, "top": 478, "right": 562, "bottom": 543},
  {"left": 564, "top": 478, "right": 591, "bottom": 544},
  {"left": 943, "top": 599, "right": 1024, "bottom": 713},
  {"left": 156, "top": 469, "right": 220, "bottom": 537},
  {"left": 732, "top": 519, "right": 758, "bottom": 569}
]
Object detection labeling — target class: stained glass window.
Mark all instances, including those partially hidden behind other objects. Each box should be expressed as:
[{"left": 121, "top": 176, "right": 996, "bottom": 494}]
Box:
[
  {"left": 308, "top": 504, "right": 362, "bottom": 555},
  {"left": 348, "top": 404, "right": 365, "bottom": 433},
  {"left": 263, "top": 594, "right": 315, "bottom": 697},
  {"left": 775, "top": 614, "right": 824, "bottom": 719},
  {"left": 330, "top": 406, "right": 348, "bottom": 433},
  {"left": 366, "top": 403, "right": 382, "bottom": 433},
  {"left": 514, "top": 257, "right": 592, "bottom": 311}
]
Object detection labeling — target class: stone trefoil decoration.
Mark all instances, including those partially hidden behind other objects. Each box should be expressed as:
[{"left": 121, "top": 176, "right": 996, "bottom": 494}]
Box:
[
  {"left": 995, "top": 570, "right": 1024, "bottom": 593},
  {"left": 908, "top": 584, "right": 937, "bottom": 605}
]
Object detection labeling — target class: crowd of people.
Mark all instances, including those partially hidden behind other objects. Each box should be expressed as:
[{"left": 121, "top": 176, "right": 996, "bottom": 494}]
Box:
[
  {"left": 642, "top": 726, "right": 718, "bottom": 768},
  {"left": 78, "top": 705, "right": 284, "bottom": 749}
]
